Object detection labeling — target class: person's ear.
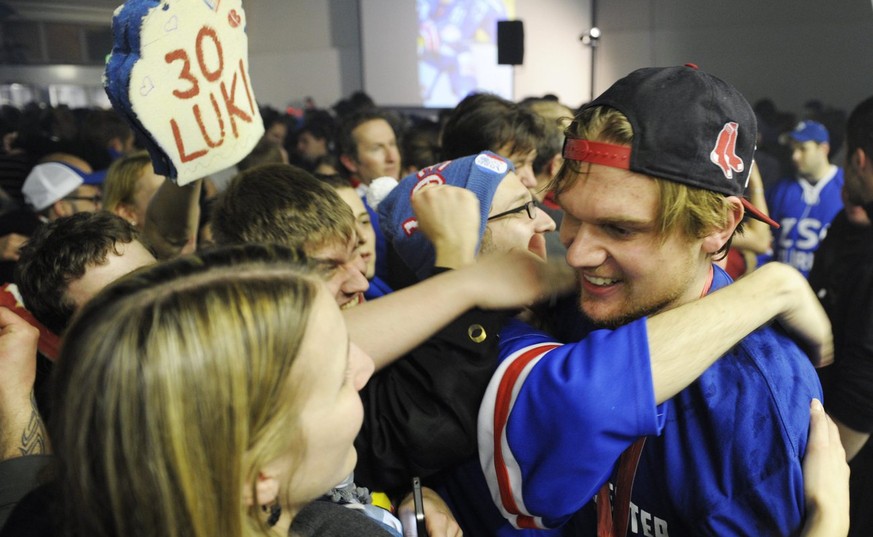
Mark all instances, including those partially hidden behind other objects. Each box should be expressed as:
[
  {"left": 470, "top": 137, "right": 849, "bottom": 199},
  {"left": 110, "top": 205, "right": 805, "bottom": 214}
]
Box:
[
  {"left": 51, "top": 200, "right": 72, "bottom": 218},
  {"left": 820, "top": 141, "right": 831, "bottom": 157},
  {"left": 850, "top": 147, "right": 869, "bottom": 173},
  {"left": 702, "top": 196, "right": 743, "bottom": 255},
  {"left": 242, "top": 471, "right": 281, "bottom": 507},
  {"left": 339, "top": 154, "right": 358, "bottom": 175},
  {"left": 546, "top": 153, "right": 564, "bottom": 178},
  {"left": 113, "top": 203, "right": 138, "bottom": 226},
  {"left": 107, "top": 137, "right": 125, "bottom": 155}
]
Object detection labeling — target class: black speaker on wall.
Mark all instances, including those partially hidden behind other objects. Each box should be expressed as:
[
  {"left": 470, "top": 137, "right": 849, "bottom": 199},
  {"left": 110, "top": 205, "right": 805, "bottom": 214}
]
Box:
[{"left": 497, "top": 20, "right": 524, "bottom": 65}]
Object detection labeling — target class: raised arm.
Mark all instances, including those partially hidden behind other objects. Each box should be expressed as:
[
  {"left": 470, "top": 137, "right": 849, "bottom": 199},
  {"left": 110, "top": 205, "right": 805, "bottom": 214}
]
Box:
[
  {"left": 345, "top": 251, "right": 575, "bottom": 369},
  {"left": 648, "top": 261, "right": 832, "bottom": 403},
  {"left": 348, "top": 182, "right": 574, "bottom": 369},
  {"left": 0, "top": 307, "right": 45, "bottom": 461},
  {"left": 481, "top": 263, "right": 834, "bottom": 530},
  {"left": 143, "top": 178, "right": 202, "bottom": 260}
]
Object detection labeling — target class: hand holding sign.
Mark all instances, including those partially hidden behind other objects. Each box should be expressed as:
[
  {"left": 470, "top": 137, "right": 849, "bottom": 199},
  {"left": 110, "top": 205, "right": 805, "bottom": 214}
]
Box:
[{"left": 105, "top": 0, "right": 264, "bottom": 185}]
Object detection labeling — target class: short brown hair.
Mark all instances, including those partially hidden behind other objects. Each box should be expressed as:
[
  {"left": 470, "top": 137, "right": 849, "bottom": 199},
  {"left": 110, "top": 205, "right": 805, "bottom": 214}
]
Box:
[
  {"left": 210, "top": 164, "right": 355, "bottom": 254},
  {"left": 441, "top": 92, "right": 544, "bottom": 160},
  {"left": 15, "top": 211, "right": 143, "bottom": 334}
]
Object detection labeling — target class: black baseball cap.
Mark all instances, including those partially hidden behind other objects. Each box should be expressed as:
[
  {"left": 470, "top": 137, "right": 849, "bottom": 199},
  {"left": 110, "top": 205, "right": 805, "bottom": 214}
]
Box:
[{"left": 563, "top": 64, "right": 778, "bottom": 228}]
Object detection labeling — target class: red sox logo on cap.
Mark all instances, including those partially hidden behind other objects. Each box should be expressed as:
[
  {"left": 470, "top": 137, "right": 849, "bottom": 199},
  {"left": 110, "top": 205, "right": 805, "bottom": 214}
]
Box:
[{"left": 709, "top": 122, "right": 744, "bottom": 180}]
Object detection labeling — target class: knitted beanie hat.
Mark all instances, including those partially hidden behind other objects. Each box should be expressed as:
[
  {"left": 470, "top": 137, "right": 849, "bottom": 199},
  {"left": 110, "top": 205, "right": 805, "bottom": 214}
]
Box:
[{"left": 378, "top": 151, "right": 514, "bottom": 280}]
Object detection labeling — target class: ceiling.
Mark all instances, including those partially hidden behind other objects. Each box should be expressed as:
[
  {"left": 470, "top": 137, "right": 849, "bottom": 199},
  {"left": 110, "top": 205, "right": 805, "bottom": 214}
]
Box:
[
  {"left": 3, "top": 0, "right": 118, "bottom": 24},
  {"left": 9, "top": 0, "right": 121, "bottom": 7}
]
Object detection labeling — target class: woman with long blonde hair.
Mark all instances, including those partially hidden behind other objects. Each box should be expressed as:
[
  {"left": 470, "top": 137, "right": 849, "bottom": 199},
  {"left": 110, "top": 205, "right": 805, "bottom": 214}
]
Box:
[{"left": 3, "top": 245, "right": 384, "bottom": 536}]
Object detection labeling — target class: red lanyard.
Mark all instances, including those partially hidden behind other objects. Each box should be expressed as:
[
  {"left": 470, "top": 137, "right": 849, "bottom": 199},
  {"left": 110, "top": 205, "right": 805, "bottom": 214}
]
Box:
[{"left": 596, "top": 437, "right": 647, "bottom": 537}]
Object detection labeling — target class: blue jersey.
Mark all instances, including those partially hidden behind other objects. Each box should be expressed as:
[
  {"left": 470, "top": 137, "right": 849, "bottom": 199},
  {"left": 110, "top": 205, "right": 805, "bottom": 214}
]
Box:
[
  {"left": 479, "top": 316, "right": 660, "bottom": 530},
  {"left": 481, "top": 266, "right": 822, "bottom": 536},
  {"left": 766, "top": 166, "right": 844, "bottom": 277}
]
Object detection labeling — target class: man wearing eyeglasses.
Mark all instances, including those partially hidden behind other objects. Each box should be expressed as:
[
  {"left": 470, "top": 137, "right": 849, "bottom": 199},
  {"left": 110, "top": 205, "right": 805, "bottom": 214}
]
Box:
[
  {"left": 377, "top": 113, "right": 841, "bottom": 536},
  {"left": 0, "top": 154, "right": 102, "bottom": 285},
  {"left": 380, "top": 151, "right": 555, "bottom": 281},
  {"left": 21, "top": 155, "right": 103, "bottom": 220}
]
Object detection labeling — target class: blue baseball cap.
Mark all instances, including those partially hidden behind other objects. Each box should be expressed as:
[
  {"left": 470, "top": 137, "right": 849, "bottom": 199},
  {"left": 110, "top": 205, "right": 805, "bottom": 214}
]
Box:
[{"left": 787, "top": 120, "right": 829, "bottom": 144}]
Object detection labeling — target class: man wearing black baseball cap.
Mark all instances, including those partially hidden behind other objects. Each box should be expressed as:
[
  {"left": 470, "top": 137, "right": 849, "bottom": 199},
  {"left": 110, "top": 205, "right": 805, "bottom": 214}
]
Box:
[{"left": 479, "top": 65, "right": 838, "bottom": 536}]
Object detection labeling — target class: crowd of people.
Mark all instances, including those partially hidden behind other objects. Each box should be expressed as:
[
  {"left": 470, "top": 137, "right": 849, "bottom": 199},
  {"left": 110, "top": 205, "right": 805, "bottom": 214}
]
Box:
[{"left": 0, "top": 62, "right": 870, "bottom": 536}]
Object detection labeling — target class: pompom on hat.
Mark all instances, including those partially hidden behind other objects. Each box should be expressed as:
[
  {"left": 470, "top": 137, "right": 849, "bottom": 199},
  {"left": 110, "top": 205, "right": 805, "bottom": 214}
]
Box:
[{"left": 378, "top": 151, "right": 514, "bottom": 280}]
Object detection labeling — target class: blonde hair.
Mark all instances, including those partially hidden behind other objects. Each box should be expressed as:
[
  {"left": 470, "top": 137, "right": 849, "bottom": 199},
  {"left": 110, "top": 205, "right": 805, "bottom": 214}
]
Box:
[
  {"left": 51, "top": 245, "right": 320, "bottom": 537},
  {"left": 554, "top": 106, "right": 740, "bottom": 256},
  {"left": 103, "top": 150, "right": 153, "bottom": 214}
]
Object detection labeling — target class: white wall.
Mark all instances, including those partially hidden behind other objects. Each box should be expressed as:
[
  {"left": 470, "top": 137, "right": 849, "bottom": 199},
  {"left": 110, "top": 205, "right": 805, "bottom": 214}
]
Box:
[
  {"left": 595, "top": 0, "right": 873, "bottom": 114},
  {"left": 245, "top": 0, "right": 361, "bottom": 111},
  {"left": 515, "top": 0, "right": 591, "bottom": 107},
  {"left": 248, "top": 0, "right": 873, "bottom": 116},
  {"left": 246, "top": 0, "right": 593, "bottom": 110},
  {"left": 7, "top": 0, "right": 870, "bottom": 118}
]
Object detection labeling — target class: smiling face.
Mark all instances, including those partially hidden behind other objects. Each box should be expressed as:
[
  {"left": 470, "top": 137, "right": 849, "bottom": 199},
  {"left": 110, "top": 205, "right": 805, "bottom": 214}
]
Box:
[
  {"left": 308, "top": 235, "right": 369, "bottom": 310},
  {"left": 481, "top": 171, "right": 555, "bottom": 259},
  {"left": 558, "top": 163, "right": 713, "bottom": 328},
  {"left": 270, "top": 284, "right": 375, "bottom": 505},
  {"left": 335, "top": 187, "right": 377, "bottom": 279}
]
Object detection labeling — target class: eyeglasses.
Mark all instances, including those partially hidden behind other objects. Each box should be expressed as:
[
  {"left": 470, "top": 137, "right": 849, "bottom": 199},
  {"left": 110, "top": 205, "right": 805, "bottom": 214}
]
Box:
[
  {"left": 487, "top": 200, "right": 538, "bottom": 221},
  {"left": 64, "top": 195, "right": 102, "bottom": 205}
]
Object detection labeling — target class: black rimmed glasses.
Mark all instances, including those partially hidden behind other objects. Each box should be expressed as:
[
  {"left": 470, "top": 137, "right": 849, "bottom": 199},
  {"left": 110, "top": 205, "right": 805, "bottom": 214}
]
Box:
[
  {"left": 64, "top": 195, "right": 102, "bottom": 205},
  {"left": 487, "top": 200, "right": 538, "bottom": 221}
]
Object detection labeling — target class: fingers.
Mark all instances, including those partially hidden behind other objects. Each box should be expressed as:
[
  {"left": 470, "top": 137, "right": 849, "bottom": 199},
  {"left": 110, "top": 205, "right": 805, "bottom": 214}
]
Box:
[
  {"left": 0, "top": 307, "right": 39, "bottom": 341},
  {"left": 767, "top": 263, "right": 835, "bottom": 368},
  {"left": 807, "top": 398, "right": 828, "bottom": 447},
  {"left": 0, "top": 233, "right": 27, "bottom": 262},
  {"left": 419, "top": 486, "right": 464, "bottom": 537},
  {"left": 808, "top": 399, "right": 846, "bottom": 459},
  {"left": 425, "top": 510, "right": 463, "bottom": 537},
  {"left": 0, "top": 307, "right": 39, "bottom": 403}
]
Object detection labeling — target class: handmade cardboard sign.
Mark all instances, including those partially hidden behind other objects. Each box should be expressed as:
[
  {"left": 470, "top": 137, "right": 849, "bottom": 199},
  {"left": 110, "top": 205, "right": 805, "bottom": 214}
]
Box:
[{"left": 104, "top": 0, "right": 264, "bottom": 185}]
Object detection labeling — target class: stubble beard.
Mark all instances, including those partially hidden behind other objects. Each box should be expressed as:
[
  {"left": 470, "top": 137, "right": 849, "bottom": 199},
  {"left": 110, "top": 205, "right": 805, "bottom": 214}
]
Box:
[{"left": 578, "top": 285, "right": 686, "bottom": 329}]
